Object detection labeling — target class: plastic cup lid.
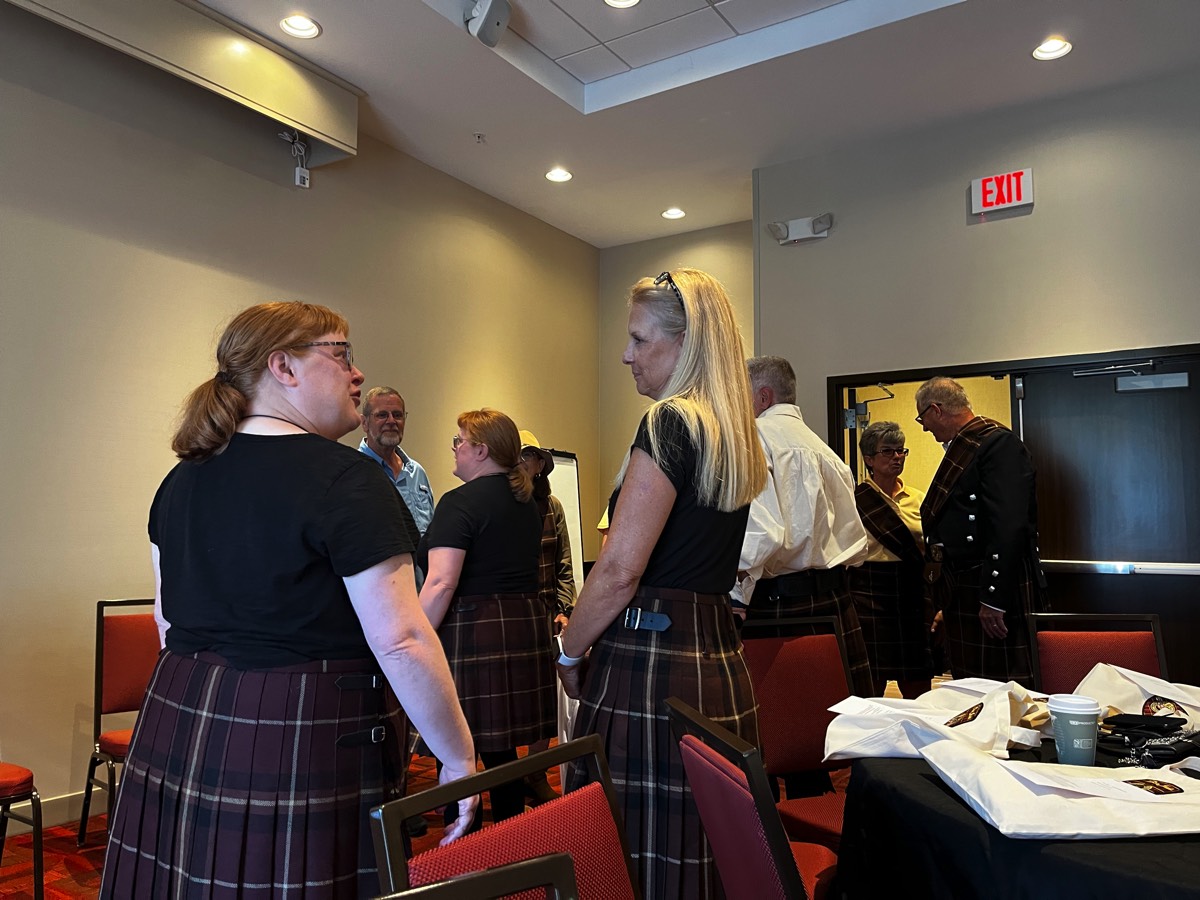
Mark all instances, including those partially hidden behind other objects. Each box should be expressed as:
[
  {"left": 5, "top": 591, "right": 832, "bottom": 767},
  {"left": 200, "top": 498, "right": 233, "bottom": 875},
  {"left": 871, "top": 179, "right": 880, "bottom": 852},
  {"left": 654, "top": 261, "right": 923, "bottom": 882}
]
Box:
[{"left": 1047, "top": 693, "right": 1102, "bottom": 714}]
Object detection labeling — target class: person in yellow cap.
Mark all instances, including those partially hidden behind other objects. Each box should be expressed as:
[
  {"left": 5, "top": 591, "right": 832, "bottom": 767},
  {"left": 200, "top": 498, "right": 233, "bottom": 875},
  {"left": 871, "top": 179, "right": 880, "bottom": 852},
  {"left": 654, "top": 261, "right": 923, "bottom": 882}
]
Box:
[{"left": 517, "top": 430, "right": 577, "bottom": 804}]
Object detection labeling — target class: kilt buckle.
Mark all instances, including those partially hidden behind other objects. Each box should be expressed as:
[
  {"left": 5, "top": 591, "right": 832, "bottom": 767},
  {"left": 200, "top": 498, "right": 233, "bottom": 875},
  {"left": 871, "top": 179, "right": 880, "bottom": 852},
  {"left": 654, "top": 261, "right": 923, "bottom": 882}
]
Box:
[
  {"left": 336, "top": 725, "right": 387, "bottom": 748},
  {"left": 623, "top": 607, "right": 672, "bottom": 631}
]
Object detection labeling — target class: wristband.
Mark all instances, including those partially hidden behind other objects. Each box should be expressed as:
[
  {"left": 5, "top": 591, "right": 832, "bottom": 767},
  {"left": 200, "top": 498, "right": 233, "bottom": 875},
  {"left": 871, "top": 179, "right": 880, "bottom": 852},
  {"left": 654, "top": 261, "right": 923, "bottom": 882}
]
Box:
[{"left": 555, "top": 633, "right": 585, "bottom": 667}]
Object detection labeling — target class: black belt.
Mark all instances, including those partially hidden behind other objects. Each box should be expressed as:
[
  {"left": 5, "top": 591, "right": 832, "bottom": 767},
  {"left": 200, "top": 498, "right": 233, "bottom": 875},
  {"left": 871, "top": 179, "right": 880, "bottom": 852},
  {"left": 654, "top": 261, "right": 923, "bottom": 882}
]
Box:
[
  {"left": 759, "top": 566, "right": 846, "bottom": 598},
  {"left": 336, "top": 725, "right": 387, "bottom": 748}
]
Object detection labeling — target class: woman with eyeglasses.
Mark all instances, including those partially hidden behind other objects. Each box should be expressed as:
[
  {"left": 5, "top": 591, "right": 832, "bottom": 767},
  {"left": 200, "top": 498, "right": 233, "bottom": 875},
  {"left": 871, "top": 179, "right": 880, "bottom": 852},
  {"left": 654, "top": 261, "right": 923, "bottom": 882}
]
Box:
[
  {"left": 556, "top": 269, "right": 767, "bottom": 899},
  {"left": 418, "top": 409, "right": 549, "bottom": 826},
  {"left": 849, "top": 420, "right": 936, "bottom": 698},
  {"left": 101, "top": 301, "right": 477, "bottom": 900}
]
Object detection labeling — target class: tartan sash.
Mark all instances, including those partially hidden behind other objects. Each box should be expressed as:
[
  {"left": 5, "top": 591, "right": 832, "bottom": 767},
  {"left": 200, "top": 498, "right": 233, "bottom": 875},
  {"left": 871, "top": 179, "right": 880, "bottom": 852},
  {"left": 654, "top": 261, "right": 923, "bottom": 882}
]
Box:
[
  {"left": 855, "top": 481, "right": 923, "bottom": 565},
  {"left": 920, "top": 416, "right": 1007, "bottom": 525}
]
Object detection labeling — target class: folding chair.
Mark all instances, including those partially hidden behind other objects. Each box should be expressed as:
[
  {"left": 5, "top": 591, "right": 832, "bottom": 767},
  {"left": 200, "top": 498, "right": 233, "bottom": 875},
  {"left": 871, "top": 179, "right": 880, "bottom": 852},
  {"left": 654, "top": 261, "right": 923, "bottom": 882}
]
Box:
[
  {"left": 371, "top": 735, "right": 639, "bottom": 899},
  {"left": 1028, "top": 612, "right": 1168, "bottom": 694},
  {"left": 666, "top": 698, "right": 837, "bottom": 900},
  {"left": 0, "top": 761, "right": 43, "bottom": 900},
  {"left": 377, "top": 852, "right": 577, "bottom": 899},
  {"left": 739, "top": 615, "right": 852, "bottom": 851},
  {"left": 77, "top": 598, "right": 159, "bottom": 845}
]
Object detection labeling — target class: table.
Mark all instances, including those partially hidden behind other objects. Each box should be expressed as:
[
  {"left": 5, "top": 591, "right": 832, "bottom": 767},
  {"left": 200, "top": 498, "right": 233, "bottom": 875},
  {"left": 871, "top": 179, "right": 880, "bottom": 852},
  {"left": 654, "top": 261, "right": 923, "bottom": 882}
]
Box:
[{"left": 838, "top": 756, "right": 1200, "bottom": 900}]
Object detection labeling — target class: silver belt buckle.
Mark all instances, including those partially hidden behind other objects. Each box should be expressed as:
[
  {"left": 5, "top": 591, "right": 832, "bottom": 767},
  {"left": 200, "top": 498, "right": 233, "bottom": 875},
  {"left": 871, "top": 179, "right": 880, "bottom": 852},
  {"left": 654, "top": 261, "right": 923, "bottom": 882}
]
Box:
[
  {"left": 624, "top": 607, "right": 643, "bottom": 630},
  {"left": 369, "top": 725, "right": 386, "bottom": 744}
]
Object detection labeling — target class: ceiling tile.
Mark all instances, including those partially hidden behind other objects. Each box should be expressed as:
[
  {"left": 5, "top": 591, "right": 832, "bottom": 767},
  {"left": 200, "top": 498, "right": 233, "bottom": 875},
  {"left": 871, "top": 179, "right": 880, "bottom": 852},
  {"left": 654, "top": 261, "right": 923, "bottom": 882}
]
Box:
[
  {"left": 510, "top": 0, "right": 598, "bottom": 59},
  {"left": 608, "top": 8, "right": 736, "bottom": 69},
  {"left": 714, "top": 0, "right": 849, "bottom": 34},
  {"left": 552, "top": 0, "right": 708, "bottom": 43},
  {"left": 556, "top": 43, "right": 631, "bottom": 82}
]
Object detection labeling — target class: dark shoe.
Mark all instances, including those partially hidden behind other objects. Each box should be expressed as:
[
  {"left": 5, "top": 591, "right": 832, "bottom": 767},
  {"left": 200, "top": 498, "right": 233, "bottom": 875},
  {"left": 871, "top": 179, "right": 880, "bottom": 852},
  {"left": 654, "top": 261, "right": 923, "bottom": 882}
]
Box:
[
  {"left": 523, "top": 771, "right": 559, "bottom": 806},
  {"left": 404, "top": 814, "right": 428, "bottom": 838}
]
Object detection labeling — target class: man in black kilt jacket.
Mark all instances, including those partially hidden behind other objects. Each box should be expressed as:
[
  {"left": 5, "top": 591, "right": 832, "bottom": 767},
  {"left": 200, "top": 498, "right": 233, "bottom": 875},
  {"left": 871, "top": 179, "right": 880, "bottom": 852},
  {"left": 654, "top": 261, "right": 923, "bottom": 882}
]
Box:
[{"left": 915, "top": 376, "right": 1046, "bottom": 684}]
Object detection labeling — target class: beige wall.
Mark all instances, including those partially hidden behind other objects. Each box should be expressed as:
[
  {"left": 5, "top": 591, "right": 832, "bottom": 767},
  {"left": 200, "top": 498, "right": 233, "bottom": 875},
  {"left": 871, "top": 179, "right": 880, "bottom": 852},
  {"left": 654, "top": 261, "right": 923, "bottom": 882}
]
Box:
[
  {"left": 0, "top": 5, "right": 598, "bottom": 818},
  {"left": 596, "top": 222, "right": 754, "bottom": 529},
  {"left": 755, "top": 65, "right": 1200, "bottom": 440}
]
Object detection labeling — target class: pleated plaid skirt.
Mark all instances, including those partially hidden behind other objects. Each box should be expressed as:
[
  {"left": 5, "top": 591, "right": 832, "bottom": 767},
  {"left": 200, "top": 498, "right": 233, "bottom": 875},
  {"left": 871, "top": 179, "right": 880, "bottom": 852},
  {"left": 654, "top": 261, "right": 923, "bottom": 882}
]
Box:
[
  {"left": 939, "top": 560, "right": 1038, "bottom": 684},
  {"left": 438, "top": 592, "right": 555, "bottom": 752},
  {"left": 567, "top": 587, "right": 758, "bottom": 900},
  {"left": 849, "top": 560, "right": 935, "bottom": 683},
  {"left": 99, "top": 650, "right": 407, "bottom": 900}
]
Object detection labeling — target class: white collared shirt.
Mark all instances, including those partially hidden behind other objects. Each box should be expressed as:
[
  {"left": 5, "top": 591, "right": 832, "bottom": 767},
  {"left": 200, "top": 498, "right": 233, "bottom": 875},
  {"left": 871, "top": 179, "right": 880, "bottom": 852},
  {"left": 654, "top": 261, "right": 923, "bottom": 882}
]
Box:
[{"left": 733, "top": 404, "right": 868, "bottom": 606}]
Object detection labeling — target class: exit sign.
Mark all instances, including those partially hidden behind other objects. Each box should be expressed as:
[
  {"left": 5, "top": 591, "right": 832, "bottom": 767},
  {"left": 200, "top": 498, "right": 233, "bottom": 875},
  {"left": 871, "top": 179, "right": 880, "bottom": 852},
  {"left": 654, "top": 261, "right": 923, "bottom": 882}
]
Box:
[{"left": 971, "top": 168, "right": 1033, "bottom": 214}]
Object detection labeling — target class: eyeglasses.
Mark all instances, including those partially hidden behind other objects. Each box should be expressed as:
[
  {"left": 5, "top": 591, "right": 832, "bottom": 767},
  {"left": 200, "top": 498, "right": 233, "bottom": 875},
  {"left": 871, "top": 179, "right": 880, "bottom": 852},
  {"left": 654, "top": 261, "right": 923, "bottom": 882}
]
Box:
[
  {"left": 452, "top": 435, "right": 473, "bottom": 450},
  {"left": 871, "top": 447, "right": 910, "bottom": 458},
  {"left": 915, "top": 402, "right": 938, "bottom": 424},
  {"left": 371, "top": 410, "right": 408, "bottom": 421},
  {"left": 654, "top": 271, "right": 685, "bottom": 310},
  {"left": 299, "top": 341, "right": 354, "bottom": 371}
]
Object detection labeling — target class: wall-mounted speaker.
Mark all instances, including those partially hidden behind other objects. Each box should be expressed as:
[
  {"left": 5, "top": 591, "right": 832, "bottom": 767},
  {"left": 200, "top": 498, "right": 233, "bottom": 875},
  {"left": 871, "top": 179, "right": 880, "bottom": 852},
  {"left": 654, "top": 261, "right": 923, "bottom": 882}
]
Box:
[{"left": 466, "top": 0, "right": 511, "bottom": 48}]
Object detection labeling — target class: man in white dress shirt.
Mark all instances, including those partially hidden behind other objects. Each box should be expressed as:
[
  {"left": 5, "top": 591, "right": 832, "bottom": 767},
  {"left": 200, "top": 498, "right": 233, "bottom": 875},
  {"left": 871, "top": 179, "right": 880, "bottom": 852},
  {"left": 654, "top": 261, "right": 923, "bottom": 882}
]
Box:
[{"left": 734, "top": 356, "right": 874, "bottom": 697}]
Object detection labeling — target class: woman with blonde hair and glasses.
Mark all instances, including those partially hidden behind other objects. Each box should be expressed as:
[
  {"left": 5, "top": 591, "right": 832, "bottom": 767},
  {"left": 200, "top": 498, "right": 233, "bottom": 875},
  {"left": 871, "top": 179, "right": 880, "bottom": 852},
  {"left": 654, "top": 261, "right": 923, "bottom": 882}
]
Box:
[
  {"left": 101, "top": 301, "right": 477, "bottom": 899},
  {"left": 418, "top": 409, "right": 548, "bottom": 827},
  {"left": 557, "top": 269, "right": 767, "bottom": 899},
  {"left": 850, "top": 420, "right": 936, "bottom": 698}
]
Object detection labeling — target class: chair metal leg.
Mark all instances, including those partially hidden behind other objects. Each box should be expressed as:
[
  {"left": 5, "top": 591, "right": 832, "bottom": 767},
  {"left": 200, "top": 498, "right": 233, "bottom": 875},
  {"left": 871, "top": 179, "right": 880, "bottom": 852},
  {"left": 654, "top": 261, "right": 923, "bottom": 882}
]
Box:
[
  {"left": 78, "top": 754, "right": 100, "bottom": 846},
  {"left": 0, "top": 800, "right": 10, "bottom": 859},
  {"left": 30, "top": 789, "right": 44, "bottom": 900}
]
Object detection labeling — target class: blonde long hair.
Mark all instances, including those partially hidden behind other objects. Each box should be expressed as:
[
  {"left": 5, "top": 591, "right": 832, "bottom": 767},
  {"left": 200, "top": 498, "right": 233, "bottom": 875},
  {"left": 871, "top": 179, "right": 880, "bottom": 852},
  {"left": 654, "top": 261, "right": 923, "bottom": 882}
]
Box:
[{"left": 616, "top": 268, "right": 766, "bottom": 511}]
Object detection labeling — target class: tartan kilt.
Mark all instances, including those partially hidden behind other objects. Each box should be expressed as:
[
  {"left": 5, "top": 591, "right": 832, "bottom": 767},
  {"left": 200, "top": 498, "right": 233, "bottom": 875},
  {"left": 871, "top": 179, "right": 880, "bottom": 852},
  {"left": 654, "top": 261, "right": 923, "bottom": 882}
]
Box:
[
  {"left": 439, "top": 592, "right": 555, "bottom": 752},
  {"left": 747, "top": 579, "right": 875, "bottom": 698},
  {"left": 849, "top": 560, "right": 935, "bottom": 683},
  {"left": 567, "top": 587, "right": 758, "bottom": 900},
  {"left": 936, "top": 559, "right": 1040, "bottom": 683},
  {"left": 100, "top": 650, "right": 408, "bottom": 900}
]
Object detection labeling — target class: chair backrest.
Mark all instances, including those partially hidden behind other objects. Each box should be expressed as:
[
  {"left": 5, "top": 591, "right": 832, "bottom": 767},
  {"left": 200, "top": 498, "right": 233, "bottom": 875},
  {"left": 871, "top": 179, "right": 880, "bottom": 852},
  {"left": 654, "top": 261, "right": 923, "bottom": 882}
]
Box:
[
  {"left": 666, "top": 698, "right": 807, "bottom": 900},
  {"left": 94, "top": 600, "right": 158, "bottom": 731},
  {"left": 377, "top": 852, "right": 578, "bottom": 900},
  {"left": 371, "top": 735, "right": 638, "bottom": 899},
  {"left": 1028, "top": 613, "right": 1167, "bottom": 694},
  {"left": 740, "top": 616, "right": 851, "bottom": 774}
]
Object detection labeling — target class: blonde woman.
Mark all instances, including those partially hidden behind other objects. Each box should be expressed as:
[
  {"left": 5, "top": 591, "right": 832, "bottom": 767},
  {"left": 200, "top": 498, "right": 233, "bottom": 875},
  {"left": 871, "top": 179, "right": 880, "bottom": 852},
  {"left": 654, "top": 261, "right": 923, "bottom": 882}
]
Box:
[{"left": 557, "top": 269, "right": 767, "bottom": 899}]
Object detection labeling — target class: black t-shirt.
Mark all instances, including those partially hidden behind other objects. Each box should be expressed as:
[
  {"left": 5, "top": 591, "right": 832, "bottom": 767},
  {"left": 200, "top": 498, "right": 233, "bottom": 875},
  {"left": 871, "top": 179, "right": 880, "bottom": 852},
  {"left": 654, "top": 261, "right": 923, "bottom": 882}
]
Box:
[
  {"left": 419, "top": 473, "right": 540, "bottom": 596},
  {"left": 149, "top": 432, "right": 419, "bottom": 668},
  {"left": 609, "top": 406, "right": 750, "bottom": 594}
]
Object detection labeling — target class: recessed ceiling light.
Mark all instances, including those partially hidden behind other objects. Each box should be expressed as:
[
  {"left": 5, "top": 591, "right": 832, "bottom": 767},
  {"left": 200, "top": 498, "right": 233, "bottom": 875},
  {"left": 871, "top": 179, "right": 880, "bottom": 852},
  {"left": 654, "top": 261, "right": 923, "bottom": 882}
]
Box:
[
  {"left": 280, "top": 15, "right": 321, "bottom": 39},
  {"left": 605, "top": 0, "right": 641, "bottom": 8},
  {"left": 661, "top": 207, "right": 686, "bottom": 220},
  {"left": 546, "top": 167, "right": 573, "bottom": 183},
  {"left": 1032, "top": 37, "right": 1072, "bottom": 60}
]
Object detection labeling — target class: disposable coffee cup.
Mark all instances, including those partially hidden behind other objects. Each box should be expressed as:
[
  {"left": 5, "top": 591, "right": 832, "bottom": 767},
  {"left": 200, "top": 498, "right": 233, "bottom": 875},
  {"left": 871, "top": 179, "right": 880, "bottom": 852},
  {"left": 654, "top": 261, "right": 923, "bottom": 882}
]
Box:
[{"left": 1047, "top": 693, "right": 1102, "bottom": 765}]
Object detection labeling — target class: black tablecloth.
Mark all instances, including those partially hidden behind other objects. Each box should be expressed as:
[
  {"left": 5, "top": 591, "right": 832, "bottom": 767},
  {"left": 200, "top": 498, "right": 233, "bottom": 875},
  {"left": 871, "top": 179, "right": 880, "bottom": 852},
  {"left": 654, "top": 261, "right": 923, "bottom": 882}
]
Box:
[{"left": 839, "top": 756, "right": 1200, "bottom": 900}]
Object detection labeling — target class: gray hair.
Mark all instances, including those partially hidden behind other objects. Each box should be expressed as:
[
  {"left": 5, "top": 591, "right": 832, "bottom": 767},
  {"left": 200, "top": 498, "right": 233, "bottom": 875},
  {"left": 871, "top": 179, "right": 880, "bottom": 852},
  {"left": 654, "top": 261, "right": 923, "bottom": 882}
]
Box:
[
  {"left": 362, "top": 386, "right": 403, "bottom": 417},
  {"left": 860, "top": 421, "right": 905, "bottom": 458},
  {"left": 914, "top": 376, "right": 971, "bottom": 415},
  {"left": 747, "top": 356, "right": 797, "bottom": 405}
]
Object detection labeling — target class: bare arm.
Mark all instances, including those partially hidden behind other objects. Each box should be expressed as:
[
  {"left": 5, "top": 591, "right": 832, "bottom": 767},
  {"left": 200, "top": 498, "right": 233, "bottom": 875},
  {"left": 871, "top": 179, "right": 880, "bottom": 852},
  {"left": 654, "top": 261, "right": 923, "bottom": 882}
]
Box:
[
  {"left": 561, "top": 448, "right": 675, "bottom": 657},
  {"left": 418, "top": 547, "right": 466, "bottom": 629},
  {"left": 344, "top": 553, "right": 478, "bottom": 843},
  {"left": 151, "top": 543, "right": 167, "bottom": 649}
]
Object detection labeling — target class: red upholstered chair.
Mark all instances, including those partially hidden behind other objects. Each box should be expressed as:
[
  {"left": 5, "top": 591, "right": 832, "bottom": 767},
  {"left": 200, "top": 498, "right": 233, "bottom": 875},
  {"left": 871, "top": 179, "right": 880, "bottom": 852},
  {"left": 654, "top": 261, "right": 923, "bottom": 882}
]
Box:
[
  {"left": 665, "top": 698, "right": 837, "bottom": 900},
  {"left": 78, "top": 598, "right": 159, "bottom": 845},
  {"left": 0, "top": 761, "right": 44, "bottom": 900},
  {"left": 739, "top": 615, "right": 852, "bottom": 851},
  {"left": 1028, "top": 612, "right": 1168, "bottom": 695},
  {"left": 370, "top": 736, "right": 638, "bottom": 899},
  {"left": 377, "top": 852, "right": 578, "bottom": 899}
]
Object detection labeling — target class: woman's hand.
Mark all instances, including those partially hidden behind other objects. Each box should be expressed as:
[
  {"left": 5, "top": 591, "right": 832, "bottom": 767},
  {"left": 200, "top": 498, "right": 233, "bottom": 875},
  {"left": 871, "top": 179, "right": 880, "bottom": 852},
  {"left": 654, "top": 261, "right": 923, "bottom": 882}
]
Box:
[
  {"left": 437, "top": 757, "right": 480, "bottom": 845},
  {"left": 557, "top": 659, "right": 588, "bottom": 700}
]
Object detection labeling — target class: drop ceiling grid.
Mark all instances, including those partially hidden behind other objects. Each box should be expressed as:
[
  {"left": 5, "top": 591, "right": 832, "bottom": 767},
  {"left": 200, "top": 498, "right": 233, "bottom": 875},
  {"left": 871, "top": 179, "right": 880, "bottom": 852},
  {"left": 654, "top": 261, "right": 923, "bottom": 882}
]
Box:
[{"left": 510, "top": 0, "right": 842, "bottom": 82}]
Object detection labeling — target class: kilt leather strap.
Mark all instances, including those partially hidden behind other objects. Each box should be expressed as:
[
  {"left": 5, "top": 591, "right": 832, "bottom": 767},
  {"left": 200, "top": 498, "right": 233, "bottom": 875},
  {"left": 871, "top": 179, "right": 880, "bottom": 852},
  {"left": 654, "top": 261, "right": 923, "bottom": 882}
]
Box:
[
  {"left": 623, "top": 607, "right": 672, "bottom": 631},
  {"left": 760, "top": 566, "right": 846, "bottom": 598},
  {"left": 336, "top": 725, "right": 386, "bottom": 747},
  {"left": 335, "top": 674, "right": 383, "bottom": 691}
]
